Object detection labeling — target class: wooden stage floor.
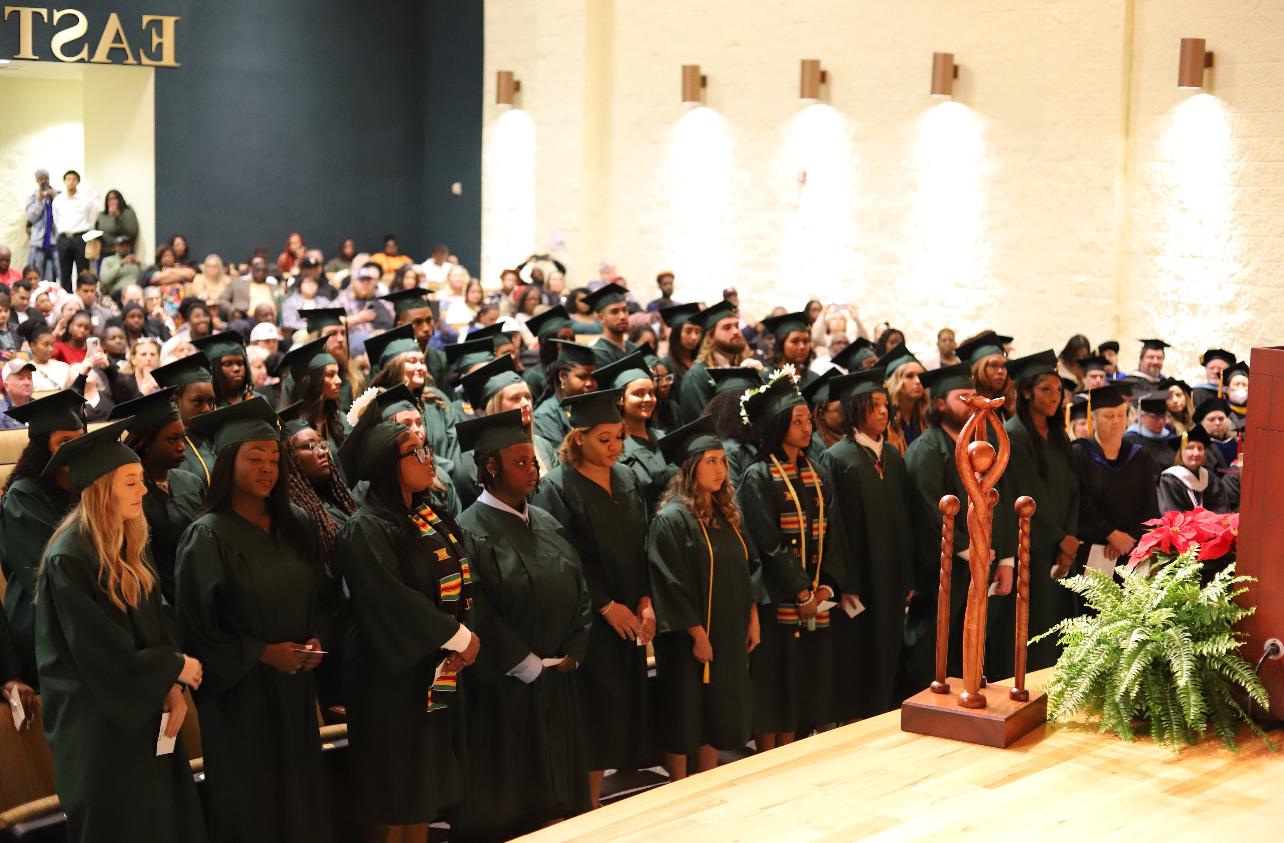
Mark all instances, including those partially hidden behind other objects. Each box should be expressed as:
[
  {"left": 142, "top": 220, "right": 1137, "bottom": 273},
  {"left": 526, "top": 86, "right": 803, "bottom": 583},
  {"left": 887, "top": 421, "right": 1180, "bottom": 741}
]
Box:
[{"left": 519, "top": 669, "right": 1282, "bottom": 841}]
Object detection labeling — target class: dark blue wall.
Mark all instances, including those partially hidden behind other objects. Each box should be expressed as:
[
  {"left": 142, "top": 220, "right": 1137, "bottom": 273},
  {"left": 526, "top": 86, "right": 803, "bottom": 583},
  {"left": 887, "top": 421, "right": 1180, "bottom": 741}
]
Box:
[{"left": 1, "top": 0, "right": 483, "bottom": 268}]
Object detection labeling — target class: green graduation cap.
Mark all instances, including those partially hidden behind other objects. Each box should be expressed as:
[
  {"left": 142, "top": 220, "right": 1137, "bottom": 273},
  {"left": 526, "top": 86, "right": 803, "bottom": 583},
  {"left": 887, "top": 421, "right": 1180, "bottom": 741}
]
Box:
[
  {"left": 956, "top": 331, "right": 1011, "bottom": 365},
  {"left": 875, "top": 345, "right": 919, "bottom": 377},
  {"left": 381, "top": 288, "right": 431, "bottom": 317},
  {"left": 920, "top": 362, "right": 973, "bottom": 399},
  {"left": 277, "top": 401, "right": 312, "bottom": 437},
  {"left": 692, "top": 300, "right": 737, "bottom": 334},
  {"left": 547, "top": 339, "right": 597, "bottom": 368},
  {"left": 303, "top": 307, "right": 347, "bottom": 335},
  {"left": 830, "top": 337, "right": 877, "bottom": 371},
  {"left": 594, "top": 348, "right": 652, "bottom": 390},
  {"left": 186, "top": 396, "right": 280, "bottom": 453},
  {"left": 151, "top": 353, "right": 212, "bottom": 389},
  {"left": 460, "top": 354, "right": 524, "bottom": 410},
  {"left": 561, "top": 388, "right": 624, "bottom": 428},
  {"left": 3, "top": 389, "right": 85, "bottom": 436},
  {"left": 41, "top": 416, "right": 138, "bottom": 495},
  {"left": 456, "top": 408, "right": 529, "bottom": 455},
  {"left": 375, "top": 384, "right": 422, "bottom": 420},
  {"left": 108, "top": 386, "right": 181, "bottom": 434},
  {"left": 338, "top": 398, "right": 407, "bottom": 483},
  {"left": 658, "top": 302, "right": 701, "bottom": 330},
  {"left": 830, "top": 366, "right": 888, "bottom": 404},
  {"left": 801, "top": 368, "right": 837, "bottom": 406},
  {"left": 466, "top": 322, "right": 514, "bottom": 343},
  {"left": 657, "top": 413, "right": 722, "bottom": 465},
  {"left": 525, "top": 305, "right": 574, "bottom": 340},
  {"left": 583, "top": 283, "right": 629, "bottom": 312},
  {"left": 363, "top": 323, "right": 419, "bottom": 370},
  {"left": 742, "top": 372, "right": 805, "bottom": 427},
  {"left": 708, "top": 367, "right": 762, "bottom": 396},
  {"left": 760, "top": 311, "right": 811, "bottom": 342},
  {"left": 273, "top": 335, "right": 337, "bottom": 381},
  {"left": 444, "top": 337, "right": 496, "bottom": 374},
  {"left": 192, "top": 331, "right": 247, "bottom": 364},
  {"left": 1005, "top": 349, "right": 1058, "bottom": 384}
]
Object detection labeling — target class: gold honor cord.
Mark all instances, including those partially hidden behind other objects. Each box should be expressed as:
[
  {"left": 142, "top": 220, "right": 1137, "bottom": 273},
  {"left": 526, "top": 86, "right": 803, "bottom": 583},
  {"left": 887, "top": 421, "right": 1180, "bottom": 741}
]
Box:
[
  {"left": 696, "top": 516, "right": 749, "bottom": 686},
  {"left": 769, "top": 455, "right": 826, "bottom": 632},
  {"left": 186, "top": 435, "right": 210, "bottom": 485}
]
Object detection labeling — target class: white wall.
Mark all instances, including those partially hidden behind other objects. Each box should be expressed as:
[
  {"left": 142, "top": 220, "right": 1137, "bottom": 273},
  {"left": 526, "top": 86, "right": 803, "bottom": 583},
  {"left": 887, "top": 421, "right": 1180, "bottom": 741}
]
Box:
[{"left": 83, "top": 64, "right": 156, "bottom": 258}]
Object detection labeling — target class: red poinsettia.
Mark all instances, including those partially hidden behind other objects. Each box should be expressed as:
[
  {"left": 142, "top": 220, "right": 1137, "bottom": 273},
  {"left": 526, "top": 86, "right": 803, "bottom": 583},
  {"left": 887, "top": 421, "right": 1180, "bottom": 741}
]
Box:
[{"left": 1127, "top": 507, "right": 1239, "bottom": 568}]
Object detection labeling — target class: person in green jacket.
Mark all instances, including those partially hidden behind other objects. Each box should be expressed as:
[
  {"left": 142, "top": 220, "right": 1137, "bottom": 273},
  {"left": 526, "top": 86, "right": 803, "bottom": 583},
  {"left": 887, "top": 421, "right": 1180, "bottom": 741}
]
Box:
[
  {"left": 151, "top": 353, "right": 217, "bottom": 487},
  {"left": 0, "top": 389, "right": 85, "bottom": 685},
  {"left": 594, "top": 348, "right": 673, "bottom": 511},
  {"left": 531, "top": 388, "right": 653, "bottom": 809},
  {"left": 521, "top": 304, "right": 578, "bottom": 405},
  {"left": 648, "top": 414, "right": 761, "bottom": 779},
  {"left": 175, "top": 397, "right": 331, "bottom": 843},
  {"left": 110, "top": 387, "right": 205, "bottom": 604},
  {"left": 453, "top": 410, "right": 593, "bottom": 839},
  {"left": 303, "top": 307, "right": 362, "bottom": 412},
  {"left": 35, "top": 418, "right": 207, "bottom": 842},
  {"left": 531, "top": 339, "right": 599, "bottom": 466},
  {"left": 333, "top": 387, "right": 481, "bottom": 838}
]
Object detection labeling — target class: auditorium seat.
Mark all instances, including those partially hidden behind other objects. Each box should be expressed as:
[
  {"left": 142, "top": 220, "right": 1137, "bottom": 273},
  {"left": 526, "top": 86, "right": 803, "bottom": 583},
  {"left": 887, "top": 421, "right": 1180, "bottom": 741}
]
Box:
[
  {"left": 0, "top": 430, "right": 27, "bottom": 466},
  {"left": 0, "top": 697, "right": 56, "bottom": 828}
]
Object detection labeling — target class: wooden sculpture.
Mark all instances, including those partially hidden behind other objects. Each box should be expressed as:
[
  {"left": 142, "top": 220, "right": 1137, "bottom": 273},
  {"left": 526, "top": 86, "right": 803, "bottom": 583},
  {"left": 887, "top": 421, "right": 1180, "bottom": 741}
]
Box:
[{"left": 901, "top": 395, "right": 1048, "bottom": 748}]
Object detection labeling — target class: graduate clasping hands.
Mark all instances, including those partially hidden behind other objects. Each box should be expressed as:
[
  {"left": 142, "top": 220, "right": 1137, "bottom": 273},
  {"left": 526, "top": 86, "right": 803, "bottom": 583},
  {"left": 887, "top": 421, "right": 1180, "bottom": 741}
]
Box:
[
  {"left": 260, "top": 640, "right": 324, "bottom": 675},
  {"left": 162, "top": 685, "right": 188, "bottom": 738},
  {"left": 601, "top": 601, "right": 643, "bottom": 642}
]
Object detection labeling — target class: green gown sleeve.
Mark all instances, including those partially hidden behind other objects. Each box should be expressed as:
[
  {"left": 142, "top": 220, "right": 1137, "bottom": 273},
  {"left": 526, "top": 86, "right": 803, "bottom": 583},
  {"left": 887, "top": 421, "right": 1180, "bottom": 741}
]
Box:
[
  {"left": 174, "top": 523, "right": 268, "bottom": 694},
  {"left": 646, "top": 507, "right": 702, "bottom": 632},
  {"left": 465, "top": 534, "right": 542, "bottom": 681},
  {"left": 336, "top": 515, "right": 465, "bottom": 674},
  {"left": 530, "top": 473, "right": 611, "bottom": 610},
  {"left": 2, "top": 481, "right": 64, "bottom": 610},
  {"left": 736, "top": 462, "right": 810, "bottom": 601},
  {"left": 677, "top": 363, "right": 712, "bottom": 422},
  {"left": 39, "top": 553, "right": 183, "bottom": 730}
]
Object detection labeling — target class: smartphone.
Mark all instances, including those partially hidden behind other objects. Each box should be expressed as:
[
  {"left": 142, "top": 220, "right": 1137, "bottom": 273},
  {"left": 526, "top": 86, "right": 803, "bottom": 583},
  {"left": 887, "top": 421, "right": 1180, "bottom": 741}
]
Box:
[{"left": 85, "top": 336, "right": 101, "bottom": 358}]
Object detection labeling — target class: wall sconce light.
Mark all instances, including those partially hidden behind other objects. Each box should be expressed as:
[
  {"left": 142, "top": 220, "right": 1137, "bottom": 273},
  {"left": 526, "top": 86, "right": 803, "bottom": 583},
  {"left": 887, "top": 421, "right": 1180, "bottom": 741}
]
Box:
[
  {"left": 1178, "top": 38, "right": 1214, "bottom": 89},
  {"left": 497, "top": 70, "right": 522, "bottom": 107},
  {"left": 931, "top": 53, "right": 959, "bottom": 97},
  {"left": 681, "top": 64, "right": 707, "bottom": 104},
  {"left": 800, "top": 59, "right": 827, "bottom": 101}
]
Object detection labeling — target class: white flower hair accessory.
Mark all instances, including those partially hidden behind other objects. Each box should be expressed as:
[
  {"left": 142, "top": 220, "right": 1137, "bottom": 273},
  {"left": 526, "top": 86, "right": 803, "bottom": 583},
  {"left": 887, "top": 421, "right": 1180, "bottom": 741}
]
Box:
[
  {"left": 346, "top": 386, "right": 381, "bottom": 428},
  {"left": 738, "top": 367, "right": 797, "bottom": 427}
]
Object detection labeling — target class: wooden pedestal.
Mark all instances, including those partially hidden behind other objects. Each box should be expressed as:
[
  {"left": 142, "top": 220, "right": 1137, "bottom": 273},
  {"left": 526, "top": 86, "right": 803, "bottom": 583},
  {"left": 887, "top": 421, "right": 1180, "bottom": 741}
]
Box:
[{"left": 901, "top": 680, "right": 1047, "bottom": 748}]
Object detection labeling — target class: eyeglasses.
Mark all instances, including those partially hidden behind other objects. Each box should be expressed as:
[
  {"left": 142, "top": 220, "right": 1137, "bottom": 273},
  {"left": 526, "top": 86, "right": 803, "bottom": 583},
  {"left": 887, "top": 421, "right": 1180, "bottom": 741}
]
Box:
[
  {"left": 400, "top": 445, "right": 433, "bottom": 465},
  {"left": 655, "top": 374, "right": 675, "bottom": 386},
  {"left": 293, "top": 440, "right": 327, "bottom": 454}
]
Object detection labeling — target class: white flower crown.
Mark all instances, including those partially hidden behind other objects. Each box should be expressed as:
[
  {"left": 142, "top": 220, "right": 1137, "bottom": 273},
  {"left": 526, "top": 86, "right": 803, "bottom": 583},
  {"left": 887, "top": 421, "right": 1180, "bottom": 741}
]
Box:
[{"left": 738, "top": 367, "right": 799, "bottom": 427}]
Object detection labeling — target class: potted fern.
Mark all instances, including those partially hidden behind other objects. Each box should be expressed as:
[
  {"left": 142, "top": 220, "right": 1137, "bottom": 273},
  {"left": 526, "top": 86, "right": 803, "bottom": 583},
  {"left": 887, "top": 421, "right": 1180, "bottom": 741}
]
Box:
[{"left": 1034, "top": 507, "right": 1272, "bottom": 751}]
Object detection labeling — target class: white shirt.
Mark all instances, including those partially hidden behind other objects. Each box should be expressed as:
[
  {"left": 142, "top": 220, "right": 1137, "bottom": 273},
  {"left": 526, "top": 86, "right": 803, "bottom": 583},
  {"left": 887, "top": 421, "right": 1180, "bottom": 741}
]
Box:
[
  {"left": 477, "top": 489, "right": 530, "bottom": 525},
  {"left": 420, "top": 259, "right": 451, "bottom": 286},
  {"left": 51, "top": 190, "right": 97, "bottom": 234}
]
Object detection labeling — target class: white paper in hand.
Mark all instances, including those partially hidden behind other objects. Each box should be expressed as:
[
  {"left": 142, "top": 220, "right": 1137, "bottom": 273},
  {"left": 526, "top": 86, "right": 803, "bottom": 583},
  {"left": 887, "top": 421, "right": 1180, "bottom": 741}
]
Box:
[
  {"left": 540, "top": 656, "right": 567, "bottom": 668},
  {"left": 1085, "top": 545, "right": 1114, "bottom": 575},
  {"left": 156, "top": 713, "right": 176, "bottom": 756},
  {"left": 9, "top": 687, "right": 25, "bottom": 731},
  {"left": 816, "top": 599, "right": 837, "bottom": 614},
  {"left": 843, "top": 597, "right": 866, "bottom": 619}
]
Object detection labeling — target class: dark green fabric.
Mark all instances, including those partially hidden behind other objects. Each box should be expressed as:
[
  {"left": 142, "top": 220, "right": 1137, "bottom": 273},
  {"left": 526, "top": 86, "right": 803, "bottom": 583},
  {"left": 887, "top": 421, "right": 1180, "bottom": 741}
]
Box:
[
  {"left": 0, "top": 478, "right": 74, "bottom": 685},
  {"left": 589, "top": 337, "right": 637, "bottom": 367},
  {"left": 533, "top": 393, "right": 572, "bottom": 450},
  {"left": 179, "top": 433, "right": 215, "bottom": 488},
  {"left": 175, "top": 508, "right": 329, "bottom": 843},
  {"left": 454, "top": 500, "right": 592, "bottom": 836},
  {"left": 723, "top": 438, "right": 756, "bottom": 489},
  {"left": 618, "top": 432, "right": 674, "bottom": 512},
  {"left": 531, "top": 464, "right": 650, "bottom": 770},
  {"left": 334, "top": 505, "right": 471, "bottom": 825},
  {"left": 426, "top": 345, "right": 449, "bottom": 392},
  {"left": 141, "top": 468, "right": 205, "bottom": 605},
  {"left": 523, "top": 364, "right": 549, "bottom": 406},
  {"left": 35, "top": 524, "right": 205, "bottom": 843},
  {"left": 677, "top": 361, "right": 715, "bottom": 421},
  {"left": 648, "top": 502, "right": 756, "bottom": 754}
]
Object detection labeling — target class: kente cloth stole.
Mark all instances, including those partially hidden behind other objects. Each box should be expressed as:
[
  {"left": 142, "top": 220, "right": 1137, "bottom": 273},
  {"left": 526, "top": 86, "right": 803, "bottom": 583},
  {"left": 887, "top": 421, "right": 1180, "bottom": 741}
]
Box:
[
  {"left": 768, "top": 457, "right": 829, "bottom": 630},
  {"left": 410, "top": 503, "right": 476, "bottom": 712}
]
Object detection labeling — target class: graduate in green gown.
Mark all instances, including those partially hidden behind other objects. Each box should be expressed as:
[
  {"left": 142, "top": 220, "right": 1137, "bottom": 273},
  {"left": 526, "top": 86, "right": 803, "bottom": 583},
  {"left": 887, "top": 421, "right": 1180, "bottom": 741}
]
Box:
[
  {"left": 989, "top": 350, "right": 1080, "bottom": 677},
  {"left": 957, "top": 330, "right": 1015, "bottom": 421},
  {"left": 647, "top": 415, "right": 761, "bottom": 778},
  {"left": 365, "top": 322, "right": 462, "bottom": 469},
  {"left": 532, "top": 339, "right": 599, "bottom": 466},
  {"left": 0, "top": 389, "right": 85, "bottom": 685},
  {"left": 110, "top": 387, "right": 205, "bottom": 604},
  {"left": 738, "top": 371, "right": 849, "bottom": 747},
  {"left": 760, "top": 311, "right": 819, "bottom": 390},
  {"left": 193, "top": 331, "right": 255, "bottom": 407},
  {"left": 34, "top": 419, "right": 207, "bottom": 842},
  {"left": 333, "top": 390, "right": 481, "bottom": 837},
  {"left": 704, "top": 367, "right": 764, "bottom": 488},
  {"left": 822, "top": 366, "right": 916, "bottom": 719},
  {"left": 521, "top": 305, "right": 578, "bottom": 405},
  {"left": 449, "top": 355, "right": 539, "bottom": 508},
  {"left": 298, "top": 307, "right": 362, "bottom": 411},
  {"left": 802, "top": 369, "right": 842, "bottom": 462},
  {"left": 530, "top": 388, "right": 653, "bottom": 809},
  {"left": 585, "top": 283, "right": 638, "bottom": 366},
  {"left": 383, "top": 287, "right": 450, "bottom": 390},
  {"left": 175, "top": 397, "right": 331, "bottom": 843},
  {"left": 151, "top": 353, "right": 218, "bottom": 488},
  {"left": 657, "top": 302, "right": 704, "bottom": 428},
  {"left": 453, "top": 410, "right": 593, "bottom": 839},
  {"left": 276, "top": 335, "right": 351, "bottom": 465},
  {"left": 595, "top": 348, "right": 673, "bottom": 510},
  {"left": 677, "top": 301, "right": 757, "bottom": 422}
]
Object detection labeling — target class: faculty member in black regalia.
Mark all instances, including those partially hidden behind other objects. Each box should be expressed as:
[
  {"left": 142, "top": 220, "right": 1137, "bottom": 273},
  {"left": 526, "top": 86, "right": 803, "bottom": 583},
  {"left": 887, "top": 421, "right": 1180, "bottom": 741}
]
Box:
[
  {"left": 35, "top": 419, "right": 207, "bottom": 842},
  {"left": 175, "top": 397, "right": 331, "bottom": 843},
  {"left": 531, "top": 388, "right": 653, "bottom": 809},
  {"left": 648, "top": 414, "right": 760, "bottom": 779},
  {"left": 1157, "top": 425, "right": 1239, "bottom": 514}
]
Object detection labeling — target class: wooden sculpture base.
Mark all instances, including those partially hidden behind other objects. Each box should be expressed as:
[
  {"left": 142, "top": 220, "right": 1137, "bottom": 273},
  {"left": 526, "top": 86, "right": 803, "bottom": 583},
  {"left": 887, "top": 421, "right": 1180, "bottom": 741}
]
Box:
[{"left": 901, "top": 679, "right": 1047, "bottom": 748}]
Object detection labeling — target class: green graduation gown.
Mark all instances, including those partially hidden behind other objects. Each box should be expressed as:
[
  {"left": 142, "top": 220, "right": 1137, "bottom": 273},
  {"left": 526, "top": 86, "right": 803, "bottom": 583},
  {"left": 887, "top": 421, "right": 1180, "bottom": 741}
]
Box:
[
  {"left": 722, "top": 438, "right": 756, "bottom": 490},
  {"left": 523, "top": 364, "right": 549, "bottom": 407},
  {"left": 335, "top": 503, "right": 473, "bottom": 825},
  {"left": 648, "top": 502, "right": 757, "bottom": 754},
  {"left": 590, "top": 337, "right": 638, "bottom": 367},
  {"left": 618, "top": 431, "right": 673, "bottom": 512},
  {"left": 0, "top": 477, "right": 74, "bottom": 685},
  {"left": 141, "top": 468, "right": 205, "bottom": 604},
  {"left": 0, "top": 608, "right": 20, "bottom": 683},
  {"left": 175, "top": 507, "right": 329, "bottom": 843},
  {"left": 532, "top": 394, "right": 571, "bottom": 455},
  {"left": 531, "top": 464, "right": 651, "bottom": 771},
  {"left": 180, "top": 432, "right": 215, "bottom": 488},
  {"left": 36, "top": 525, "right": 206, "bottom": 843},
  {"left": 454, "top": 500, "right": 593, "bottom": 837},
  {"left": 823, "top": 436, "right": 915, "bottom": 718},
  {"left": 989, "top": 417, "right": 1079, "bottom": 676},
  {"left": 677, "top": 361, "right": 715, "bottom": 423},
  {"left": 426, "top": 345, "right": 449, "bottom": 394}
]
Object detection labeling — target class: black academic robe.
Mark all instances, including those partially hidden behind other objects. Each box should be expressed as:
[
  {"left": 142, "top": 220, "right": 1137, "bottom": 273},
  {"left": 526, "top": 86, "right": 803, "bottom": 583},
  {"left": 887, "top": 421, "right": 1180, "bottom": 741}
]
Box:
[
  {"left": 1157, "top": 467, "right": 1238, "bottom": 514},
  {"left": 36, "top": 525, "right": 206, "bottom": 843},
  {"left": 648, "top": 502, "right": 758, "bottom": 754},
  {"left": 175, "top": 507, "right": 329, "bottom": 843},
  {"left": 618, "top": 431, "right": 674, "bottom": 512},
  {"left": 1123, "top": 428, "right": 1178, "bottom": 484},
  {"left": 454, "top": 500, "right": 593, "bottom": 838},
  {"left": 0, "top": 477, "right": 74, "bottom": 685},
  {"left": 180, "top": 432, "right": 215, "bottom": 488},
  {"left": 531, "top": 464, "right": 651, "bottom": 771},
  {"left": 1072, "top": 438, "right": 1159, "bottom": 569},
  {"left": 335, "top": 503, "right": 473, "bottom": 826},
  {"left": 141, "top": 468, "right": 204, "bottom": 604},
  {"left": 823, "top": 436, "right": 915, "bottom": 719},
  {"left": 590, "top": 337, "right": 638, "bottom": 367},
  {"left": 989, "top": 417, "right": 1079, "bottom": 676}
]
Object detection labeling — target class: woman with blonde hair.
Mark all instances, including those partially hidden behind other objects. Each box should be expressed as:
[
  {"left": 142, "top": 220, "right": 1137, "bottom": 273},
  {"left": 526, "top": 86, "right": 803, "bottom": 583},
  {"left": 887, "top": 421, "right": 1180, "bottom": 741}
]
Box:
[
  {"left": 35, "top": 418, "right": 206, "bottom": 842},
  {"left": 880, "top": 346, "right": 928, "bottom": 454},
  {"left": 191, "top": 254, "right": 232, "bottom": 304}
]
